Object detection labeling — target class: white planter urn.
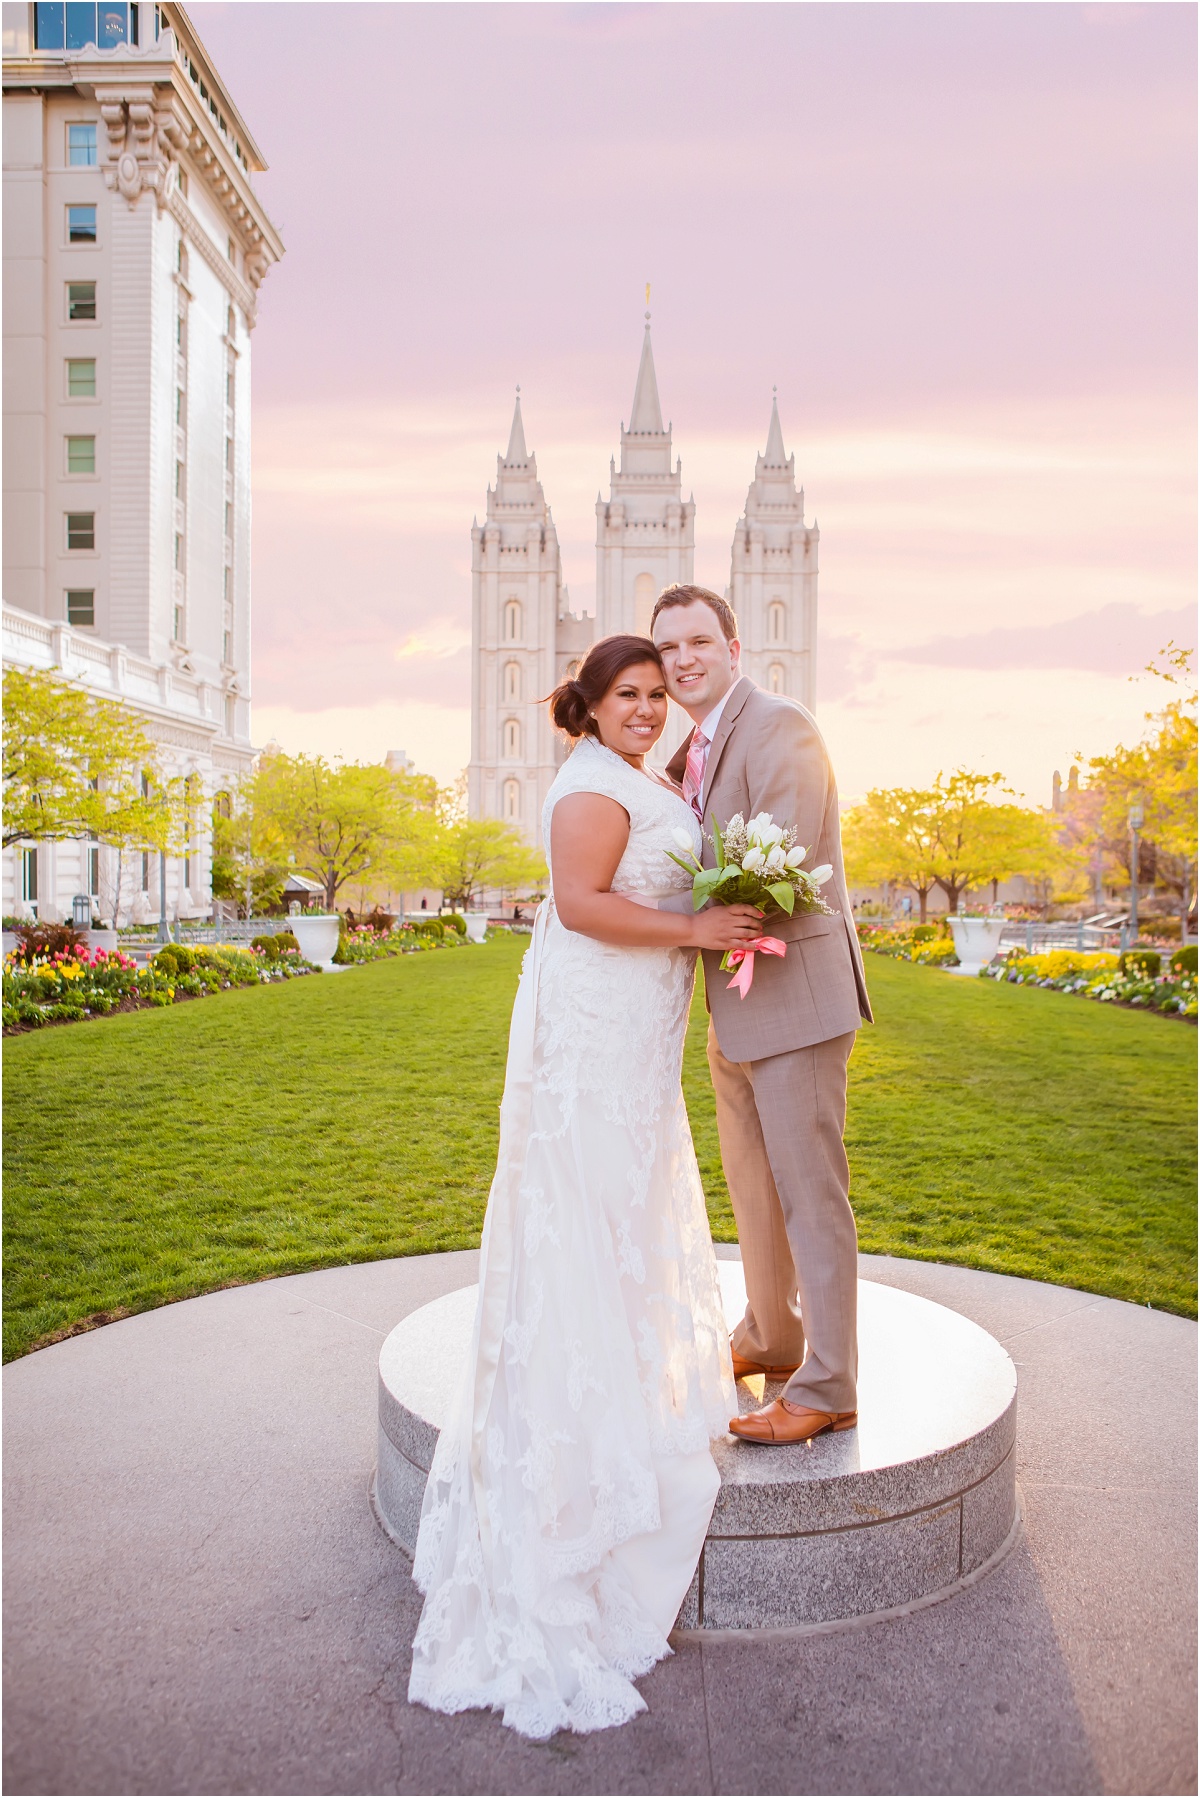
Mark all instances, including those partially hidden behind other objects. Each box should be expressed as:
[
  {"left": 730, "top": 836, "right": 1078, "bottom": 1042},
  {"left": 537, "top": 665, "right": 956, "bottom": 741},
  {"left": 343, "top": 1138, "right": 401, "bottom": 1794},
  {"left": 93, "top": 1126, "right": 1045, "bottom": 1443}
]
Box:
[
  {"left": 464, "top": 914, "right": 489, "bottom": 944},
  {"left": 85, "top": 928, "right": 119, "bottom": 957},
  {"left": 948, "top": 916, "right": 1006, "bottom": 976},
  {"left": 291, "top": 914, "right": 340, "bottom": 970}
]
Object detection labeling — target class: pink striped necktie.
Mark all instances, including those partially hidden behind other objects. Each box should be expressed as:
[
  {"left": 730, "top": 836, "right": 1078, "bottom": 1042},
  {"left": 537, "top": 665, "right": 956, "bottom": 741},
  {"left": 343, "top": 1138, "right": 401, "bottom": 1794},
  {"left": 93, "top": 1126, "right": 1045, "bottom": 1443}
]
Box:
[{"left": 683, "top": 728, "right": 709, "bottom": 821}]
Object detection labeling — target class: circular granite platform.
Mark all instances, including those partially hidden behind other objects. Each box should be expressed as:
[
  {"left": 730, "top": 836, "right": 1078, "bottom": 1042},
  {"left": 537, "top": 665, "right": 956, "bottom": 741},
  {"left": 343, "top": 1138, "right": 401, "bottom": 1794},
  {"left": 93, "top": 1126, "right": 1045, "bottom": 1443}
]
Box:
[{"left": 373, "top": 1262, "right": 1018, "bottom": 1632}]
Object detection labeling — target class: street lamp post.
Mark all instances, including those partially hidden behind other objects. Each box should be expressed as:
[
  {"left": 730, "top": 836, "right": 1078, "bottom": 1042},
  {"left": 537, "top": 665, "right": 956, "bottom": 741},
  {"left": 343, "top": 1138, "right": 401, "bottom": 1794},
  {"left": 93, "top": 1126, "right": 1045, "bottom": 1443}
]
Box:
[
  {"left": 158, "top": 849, "right": 169, "bottom": 944},
  {"left": 1127, "top": 797, "right": 1144, "bottom": 943}
]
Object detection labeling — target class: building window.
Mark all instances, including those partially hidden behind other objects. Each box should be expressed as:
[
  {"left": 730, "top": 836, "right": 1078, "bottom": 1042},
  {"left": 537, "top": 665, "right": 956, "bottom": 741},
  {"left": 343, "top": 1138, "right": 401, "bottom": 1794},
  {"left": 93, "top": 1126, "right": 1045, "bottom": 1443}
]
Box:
[
  {"left": 222, "top": 567, "right": 231, "bottom": 603},
  {"left": 21, "top": 847, "right": 38, "bottom": 914},
  {"left": 223, "top": 630, "right": 232, "bottom": 665},
  {"left": 225, "top": 370, "right": 233, "bottom": 406},
  {"left": 88, "top": 842, "right": 100, "bottom": 897},
  {"left": 67, "top": 123, "right": 98, "bottom": 166},
  {"left": 224, "top": 694, "right": 236, "bottom": 736},
  {"left": 67, "top": 358, "right": 96, "bottom": 397},
  {"left": 175, "top": 388, "right": 183, "bottom": 424},
  {"left": 66, "top": 589, "right": 95, "bottom": 626},
  {"left": 141, "top": 851, "right": 150, "bottom": 893},
  {"left": 503, "top": 779, "right": 521, "bottom": 822},
  {"left": 173, "top": 603, "right": 184, "bottom": 642},
  {"left": 66, "top": 512, "right": 94, "bottom": 550},
  {"left": 36, "top": 3, "right": 136, "bottom": 50},
  {"left": 175, "top": 460, "right": 184, "bottom": 497},
  {"left": 503, "top": 662, "right": 521, "bottom": 702},
  {"left": 67, "top": 204, "right": 97, "bottom": 245},
  {"left": 503, "top": 598, "right": 521, "bottom": 642},
  {"left": 67, "top": 282, "right": 96, "bottom": 321},
  {"left": 634, "top": 571, "right": 655, "bottom": 638},
  {"left": 503, "top": 718, "right": 521, "bottom": 759},
  {"left": 768, "top": 601, "right": 786, "bottom": 644},
  {"left": 174, "top": 533, "right": 182, "bottom": 569},
  {"left": 223, "top": 501, "right": 232, "bottom": 536},
  {"left": 768, "top": 663, "right": 785, "bottom": 695},
  {"left": 66, "top": 435, "right": 95, "bottom": 474}
]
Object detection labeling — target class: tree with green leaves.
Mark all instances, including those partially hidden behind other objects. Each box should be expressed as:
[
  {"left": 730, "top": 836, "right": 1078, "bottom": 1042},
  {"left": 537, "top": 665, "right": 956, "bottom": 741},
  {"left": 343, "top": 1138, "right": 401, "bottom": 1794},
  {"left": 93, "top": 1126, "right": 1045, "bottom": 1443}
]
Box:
[
  {"left": 1084, "top": 645, "right": 1197, "bottom": 937},
  {"left": 843, "top": 770, "right": 1072, "bottom": 919},
  {"left": 3, "top": 667, "right": 182, "bottom": 853},
  {"left": 427, "top": 775, "right": 546, "bottom": 910},
  {"left": 239, "top": 751, "right": 439, "bottom": 912},
  {"left": 842, "top": 785, "right": 941, "bottom": 921}
]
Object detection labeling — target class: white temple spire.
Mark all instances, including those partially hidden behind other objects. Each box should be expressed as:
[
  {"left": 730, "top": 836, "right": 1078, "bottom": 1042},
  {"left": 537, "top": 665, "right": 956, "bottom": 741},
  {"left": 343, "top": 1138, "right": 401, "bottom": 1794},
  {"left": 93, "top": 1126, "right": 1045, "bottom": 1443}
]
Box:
[
  {"left": 628, "top": 313, "right": 664, "bottom": 434},
  {"left": 505, "top": 387, "right": 528, "bottom": 464},
  {"left": 764, "top": 387, "right": 787, "bottom": 466}
]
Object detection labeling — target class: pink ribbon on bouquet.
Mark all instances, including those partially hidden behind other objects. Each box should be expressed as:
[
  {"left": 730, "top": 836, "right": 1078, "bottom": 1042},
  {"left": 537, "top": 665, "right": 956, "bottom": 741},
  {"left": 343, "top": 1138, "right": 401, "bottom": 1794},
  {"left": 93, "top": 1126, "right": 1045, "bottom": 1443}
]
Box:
[{"left": 724, "top": 935, "right": 787, "bottom": 998}]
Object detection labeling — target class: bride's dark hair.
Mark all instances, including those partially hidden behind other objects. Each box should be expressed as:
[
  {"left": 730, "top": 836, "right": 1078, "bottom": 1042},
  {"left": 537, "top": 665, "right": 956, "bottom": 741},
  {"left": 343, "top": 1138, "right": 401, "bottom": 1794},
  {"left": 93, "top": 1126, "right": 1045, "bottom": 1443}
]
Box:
[{"left": 547, "top": 635, "right": 666, "bottom": 740}]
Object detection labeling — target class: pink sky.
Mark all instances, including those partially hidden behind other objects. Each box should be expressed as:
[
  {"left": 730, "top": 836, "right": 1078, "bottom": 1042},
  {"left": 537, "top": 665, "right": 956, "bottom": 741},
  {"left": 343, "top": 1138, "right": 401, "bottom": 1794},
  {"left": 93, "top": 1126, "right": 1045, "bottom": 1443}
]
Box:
[{"left": 192, "top": 1, "right": 1197, "bottom": 800}]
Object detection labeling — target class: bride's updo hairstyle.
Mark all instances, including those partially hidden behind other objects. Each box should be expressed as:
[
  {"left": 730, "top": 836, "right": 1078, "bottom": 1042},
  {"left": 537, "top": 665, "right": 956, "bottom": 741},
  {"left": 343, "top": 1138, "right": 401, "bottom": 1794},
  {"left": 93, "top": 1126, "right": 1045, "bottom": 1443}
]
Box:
[{"left": 547, "top": 634, "right": 665, "bottom": 741}]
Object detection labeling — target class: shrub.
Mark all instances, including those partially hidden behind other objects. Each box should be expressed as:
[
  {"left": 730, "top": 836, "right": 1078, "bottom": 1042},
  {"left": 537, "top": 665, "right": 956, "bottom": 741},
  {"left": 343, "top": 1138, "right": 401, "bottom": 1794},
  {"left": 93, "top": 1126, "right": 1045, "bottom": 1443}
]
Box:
[
  {"left": 910, "top": 924, "right": 937, "bottom": 943},
  {"left": 1170, "top": 946, "right": 1198, "bottom": 977},
  {"left": 1119, "top": 950, "right": 1162, "bottom": 978},
  {"left": 444, "top": 913, "right": 467, "bottom": 937},
  {"left": 250, "top": 934, "right": 282, "bottom": 961},
  {"left": 152, "top": 944, "right": 197, "bottom": 975},
  {"left": 412, "top": 918, "right": 445, "bottom": 941},
  {"left": 274, "top": 931, "right": 300, "bottom": 955}
]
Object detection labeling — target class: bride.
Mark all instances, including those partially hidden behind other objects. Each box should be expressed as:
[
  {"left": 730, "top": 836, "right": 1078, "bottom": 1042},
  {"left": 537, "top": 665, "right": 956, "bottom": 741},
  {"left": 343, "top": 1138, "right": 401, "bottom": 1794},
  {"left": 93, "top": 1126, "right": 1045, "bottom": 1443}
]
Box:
[{"left": 407, "top": 634, "right": 763, "bottom": 1739}]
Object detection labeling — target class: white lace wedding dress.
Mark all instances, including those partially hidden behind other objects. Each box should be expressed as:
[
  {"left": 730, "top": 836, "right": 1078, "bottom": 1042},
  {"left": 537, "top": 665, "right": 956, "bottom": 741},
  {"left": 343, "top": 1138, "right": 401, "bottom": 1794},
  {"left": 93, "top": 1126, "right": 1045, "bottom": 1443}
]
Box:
[{"left": 408, "top": 736, "right": 736, "bottom": 1739}]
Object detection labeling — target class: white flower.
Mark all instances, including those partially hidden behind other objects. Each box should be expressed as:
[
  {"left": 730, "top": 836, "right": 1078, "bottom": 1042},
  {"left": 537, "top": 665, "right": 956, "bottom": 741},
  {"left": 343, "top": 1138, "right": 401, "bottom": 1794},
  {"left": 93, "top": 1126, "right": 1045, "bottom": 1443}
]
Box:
[
  {"left": 784, "top": 844, "right": 806, "bottom": 868},
  {"left": 671, "top": 827, "right": 696, "bottom": 852},
  {"left": 764, "top": 844, "right": 787, "bottom": 873},
  {"left": 742, "top": 846, "right": 766, "bottom": 872},
  {"left": 746, "top": 812, "right": 777, "bottom": 844},
  {"left": 809, "top": 863, "right": 833, "bottom": 886}
]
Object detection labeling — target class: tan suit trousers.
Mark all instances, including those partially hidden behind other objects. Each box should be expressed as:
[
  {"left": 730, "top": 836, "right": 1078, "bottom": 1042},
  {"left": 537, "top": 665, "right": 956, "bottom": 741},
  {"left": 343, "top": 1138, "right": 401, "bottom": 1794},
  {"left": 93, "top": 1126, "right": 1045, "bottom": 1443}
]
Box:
[{"left": 707, "top": 1023, "right": 858, "bottom": 1414}]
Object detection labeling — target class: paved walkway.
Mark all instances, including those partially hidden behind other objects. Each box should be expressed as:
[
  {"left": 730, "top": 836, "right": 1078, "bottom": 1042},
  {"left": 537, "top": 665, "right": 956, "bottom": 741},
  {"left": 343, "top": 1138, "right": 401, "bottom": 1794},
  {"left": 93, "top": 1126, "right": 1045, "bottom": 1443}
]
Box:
[{"left": 3, "top": 1251, "right": 1195, "bottom": 1796}]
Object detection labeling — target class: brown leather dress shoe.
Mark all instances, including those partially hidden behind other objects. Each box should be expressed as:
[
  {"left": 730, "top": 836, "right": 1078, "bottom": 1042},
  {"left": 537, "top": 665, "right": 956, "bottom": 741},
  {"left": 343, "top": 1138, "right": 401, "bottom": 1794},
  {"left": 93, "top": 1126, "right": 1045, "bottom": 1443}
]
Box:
[
  {"left": 730, "top": 1347, "right": 799, "bottom": 1381},
  {"left": 728, "top": 1398, "right": 858, "bottom": 1444}
]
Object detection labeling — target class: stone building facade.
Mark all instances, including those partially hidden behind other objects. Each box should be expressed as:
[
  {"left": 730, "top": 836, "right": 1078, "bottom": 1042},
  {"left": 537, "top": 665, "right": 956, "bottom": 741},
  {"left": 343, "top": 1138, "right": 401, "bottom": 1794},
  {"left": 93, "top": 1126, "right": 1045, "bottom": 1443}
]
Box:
[
  {"left": 2, "top": 0, "right": 282, "bottom": 922},
  {"left": 469, "top": 321, "right": 820, "bottom": 843}
]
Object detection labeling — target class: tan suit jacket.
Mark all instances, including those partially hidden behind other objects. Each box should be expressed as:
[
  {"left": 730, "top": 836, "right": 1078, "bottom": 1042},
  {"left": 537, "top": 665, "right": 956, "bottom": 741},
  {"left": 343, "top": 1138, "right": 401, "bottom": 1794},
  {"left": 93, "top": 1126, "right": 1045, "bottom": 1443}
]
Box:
[{"left": 666, "top": 676, "right": 872, "bottom": 1063}]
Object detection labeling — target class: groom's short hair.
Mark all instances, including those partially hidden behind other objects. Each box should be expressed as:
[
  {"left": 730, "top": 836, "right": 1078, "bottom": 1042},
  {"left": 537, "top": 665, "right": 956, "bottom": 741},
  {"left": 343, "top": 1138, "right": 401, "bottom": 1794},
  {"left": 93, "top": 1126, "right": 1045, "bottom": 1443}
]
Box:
[{"left": 651, "top": 584, "right": 739, "bottom": 643}]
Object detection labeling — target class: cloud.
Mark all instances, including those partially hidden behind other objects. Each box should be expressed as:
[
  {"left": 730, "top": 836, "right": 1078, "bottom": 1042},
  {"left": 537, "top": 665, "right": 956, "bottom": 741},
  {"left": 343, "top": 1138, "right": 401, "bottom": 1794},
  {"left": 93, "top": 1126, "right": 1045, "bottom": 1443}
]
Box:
[{"left": 888, "top": 604, "right": 1194, "bottom": 676}]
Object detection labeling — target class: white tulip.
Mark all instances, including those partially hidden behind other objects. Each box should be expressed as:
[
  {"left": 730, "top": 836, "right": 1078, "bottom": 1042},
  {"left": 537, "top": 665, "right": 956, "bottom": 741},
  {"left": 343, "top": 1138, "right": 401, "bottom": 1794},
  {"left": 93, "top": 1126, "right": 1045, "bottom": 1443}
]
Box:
[
  {"left": 671, "top": 827, "right": 696, "bottom": 852},
  {"left": 809, "top": 863, "right": 833, "bottom": 886},
  {"left": 784, "top": 844, "right": 806, "bottom": 868},
  {"left": 764, "top": 844, "right": 787, "bottom": 872},
  {"left": 746, "top": 812, "right": 774, "bottom": 841},
  {"left": 742, "top": 846, "right": 766, "bottom": 872}
]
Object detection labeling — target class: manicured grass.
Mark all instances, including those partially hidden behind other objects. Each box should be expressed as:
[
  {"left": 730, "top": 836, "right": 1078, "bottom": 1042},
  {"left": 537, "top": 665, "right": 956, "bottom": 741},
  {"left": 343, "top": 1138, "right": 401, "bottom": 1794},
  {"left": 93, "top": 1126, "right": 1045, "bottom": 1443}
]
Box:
[{"left": 4, "top": 937, "right": 1195, "bottom": 1360}]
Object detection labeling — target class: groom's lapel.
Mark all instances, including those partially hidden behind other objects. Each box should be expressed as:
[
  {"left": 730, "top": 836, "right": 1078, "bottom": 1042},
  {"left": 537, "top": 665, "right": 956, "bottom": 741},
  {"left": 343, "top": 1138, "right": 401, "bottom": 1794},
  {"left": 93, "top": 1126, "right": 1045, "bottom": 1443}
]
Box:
[{"left": 700, "top": 676, "right": 754, "bottom": 822}]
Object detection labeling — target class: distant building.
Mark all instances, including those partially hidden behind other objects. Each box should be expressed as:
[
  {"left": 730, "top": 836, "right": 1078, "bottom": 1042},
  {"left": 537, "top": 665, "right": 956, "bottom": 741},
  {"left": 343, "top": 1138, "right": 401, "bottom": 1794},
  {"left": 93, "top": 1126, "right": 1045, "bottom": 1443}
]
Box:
[
  {"left": 729, "top": 392, "right": 818, "bottom": 711},
  {"left": 469, "top": 318, "right": 821, "bottom": 843},
  {"left": 2, "top": 0, "right": 282, "bottom": 923}
]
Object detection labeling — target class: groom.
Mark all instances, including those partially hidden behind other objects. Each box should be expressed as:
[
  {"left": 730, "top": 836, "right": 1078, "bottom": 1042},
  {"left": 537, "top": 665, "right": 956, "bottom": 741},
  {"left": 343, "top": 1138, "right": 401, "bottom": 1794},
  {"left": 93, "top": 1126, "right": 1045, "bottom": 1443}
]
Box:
[{"left": 652, "top": 585, "right": 873, "bottom": 1445}]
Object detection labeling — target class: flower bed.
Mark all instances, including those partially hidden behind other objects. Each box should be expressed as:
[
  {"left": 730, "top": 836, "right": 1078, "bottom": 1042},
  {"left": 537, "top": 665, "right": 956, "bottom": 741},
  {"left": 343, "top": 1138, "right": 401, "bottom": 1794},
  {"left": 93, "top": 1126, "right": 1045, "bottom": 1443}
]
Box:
[
  {"left": 2, "top": 940, "right": 320, "bottom": 1034},
  {"left": 856, "top": 923, "right": 959, "bottom": 967},
  {"left": 333, "top": 922, "right": 466, "bottom": 964},
  {"left": 981, "top": 948, "right": 1196, "bottom": 1020}
]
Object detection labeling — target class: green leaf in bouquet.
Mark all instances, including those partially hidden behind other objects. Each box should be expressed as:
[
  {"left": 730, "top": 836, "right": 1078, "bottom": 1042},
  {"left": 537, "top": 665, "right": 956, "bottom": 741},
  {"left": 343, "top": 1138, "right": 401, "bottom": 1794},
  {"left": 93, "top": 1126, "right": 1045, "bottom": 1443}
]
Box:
[
  {"left": 711, "top": 815, "right": 726, "bottom": 870},
  {"left": 692, "top": 867, "right": 724, "bottom": 909},
  {"left": 714, "top": 864, "right": 744, "bottom": 888},
  {"left": 664, "top": 851, "right": 698, "bottom": 875},
  {"left": 767, "top": 881, "right": 796, "bottom": 915}
]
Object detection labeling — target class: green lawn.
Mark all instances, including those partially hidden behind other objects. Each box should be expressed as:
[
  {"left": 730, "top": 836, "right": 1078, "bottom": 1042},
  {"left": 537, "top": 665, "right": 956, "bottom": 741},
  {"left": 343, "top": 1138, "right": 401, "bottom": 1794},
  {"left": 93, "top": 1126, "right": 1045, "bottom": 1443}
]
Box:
[{"left": 3, "top": 936, "right": 1195, "bottom": 1360}]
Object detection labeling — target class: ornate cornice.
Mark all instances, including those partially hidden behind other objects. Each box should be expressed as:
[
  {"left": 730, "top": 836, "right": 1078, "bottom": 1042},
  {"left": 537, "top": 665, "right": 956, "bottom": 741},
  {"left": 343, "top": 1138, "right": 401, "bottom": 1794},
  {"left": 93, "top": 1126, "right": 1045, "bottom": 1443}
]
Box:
[{"left": 166, "top": 187, "right": 256, "bottom": 321}]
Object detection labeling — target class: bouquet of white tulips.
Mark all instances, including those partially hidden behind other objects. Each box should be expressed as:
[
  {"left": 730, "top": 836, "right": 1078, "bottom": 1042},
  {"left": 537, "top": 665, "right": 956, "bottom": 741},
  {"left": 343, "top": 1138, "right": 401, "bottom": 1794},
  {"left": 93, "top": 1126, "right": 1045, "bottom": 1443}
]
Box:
[{"left": 667, "top": 811, "right": 835, "bottom": 921}]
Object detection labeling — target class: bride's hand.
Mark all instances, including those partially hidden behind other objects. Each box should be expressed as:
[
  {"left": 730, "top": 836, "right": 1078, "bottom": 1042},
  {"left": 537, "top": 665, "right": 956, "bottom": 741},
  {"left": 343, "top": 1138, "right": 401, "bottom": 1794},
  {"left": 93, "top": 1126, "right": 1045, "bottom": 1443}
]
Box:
[{"left": 689, "top": 905, "right": 765, "bottom": 952}]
